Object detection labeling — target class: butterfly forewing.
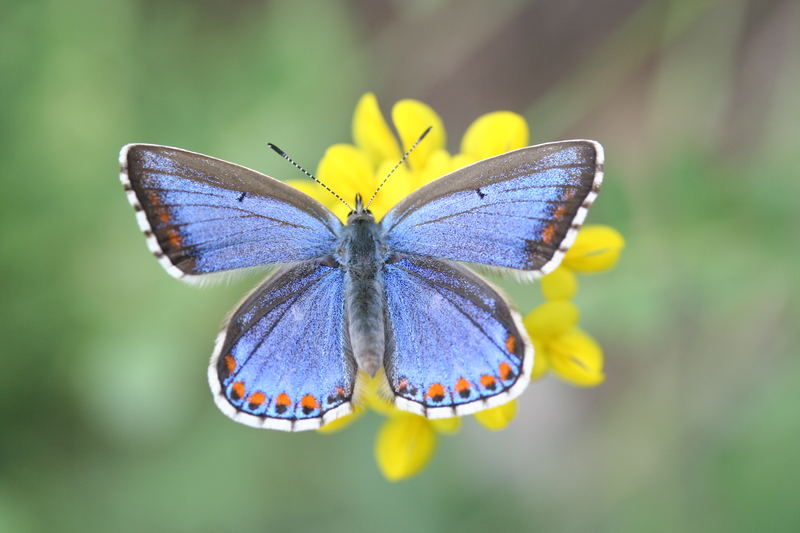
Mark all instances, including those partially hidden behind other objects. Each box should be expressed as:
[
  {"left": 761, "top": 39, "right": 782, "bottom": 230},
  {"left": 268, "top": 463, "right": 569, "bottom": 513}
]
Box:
[
  {"left": 209, "top": 261, "right": 356, "bottom": 431},
  {"left": 120, "top": 144, "right": 341, "bottom": 280},
  {"left": 381, "top": 140, "right": 603, "bottom": 277},
  {"left": 383, "top": 256, "right": 532, "bottom": 417}
]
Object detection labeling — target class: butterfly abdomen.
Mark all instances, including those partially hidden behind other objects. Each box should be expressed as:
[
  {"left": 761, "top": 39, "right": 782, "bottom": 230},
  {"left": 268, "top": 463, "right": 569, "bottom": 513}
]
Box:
[{"left": 340, "top": 213, "right": 387, "bottom": 377}]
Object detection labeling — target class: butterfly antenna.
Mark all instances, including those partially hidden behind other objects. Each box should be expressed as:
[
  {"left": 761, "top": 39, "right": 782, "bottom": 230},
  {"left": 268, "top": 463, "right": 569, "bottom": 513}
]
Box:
[
  {"left": 267, "top": 143, "right": 353, "bottom": 211},
  {"left": 366, "top": 126, "right": 432, "bottom": 210}
]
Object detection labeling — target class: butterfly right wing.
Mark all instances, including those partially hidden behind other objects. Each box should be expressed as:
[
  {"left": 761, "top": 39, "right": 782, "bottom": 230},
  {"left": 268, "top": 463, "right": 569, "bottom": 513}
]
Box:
[
  {"left": 120, "top": 144, "right": 342, "bottom": 281},
  {"left": 208, "top": 260, "right": 356, "bottom": 431},
  {"left": 382, "top": 255, "right": 532, "bottom": 418}
]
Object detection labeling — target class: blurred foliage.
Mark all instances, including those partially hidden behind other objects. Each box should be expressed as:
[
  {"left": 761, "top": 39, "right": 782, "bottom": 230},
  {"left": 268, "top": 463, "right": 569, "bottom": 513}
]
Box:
[{"left": 1, "top": 0, "right": 798, "bottom": 532}]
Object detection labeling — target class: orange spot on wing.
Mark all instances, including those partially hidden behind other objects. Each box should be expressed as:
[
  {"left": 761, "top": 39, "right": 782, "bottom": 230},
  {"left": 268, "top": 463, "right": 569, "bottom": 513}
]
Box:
[
  {"left": 248, "top": 392, "right": 266, "bottom": 406},
  {"left": 480, "top": 375, "right": 497, "bottom": 389},
  {"left": 553, "top": 205, "right": 567, "bottom": 220},
  {"left": 542, "top": 223, "right": 556, "bottom": 245},
  {"left": 301, "top": 395, "right": 319, "bottom": 410},
  {"left": 397, "top": 378, "right": 409, "bottom": 393},
  {"left": 231, "top": 381, "right": 245, "bottom": 400},
  {"left": 166, "top": 228, "right": 182, "bottom": 248},
  {"left": 147, "top": 192, "right": 161, "bottom": 205},
  {"left": 455, "top": 378, "right": 471, "bottom": 393},
  {"left": 224, "top": 354, "right": 236, "bottom": 374},
  {"left": 499, "top": 362, "right": 514, "bottom": 381},
  {"left": 505, "top": 335, "right": 516, "bottom": 354},
  {"left": 275, "top": 393, "right": 291, "bottom": 407},
  {"left": 427, "top": 383, "right": 446, "bottom": 401},
  {"left": 158, "top": 211, "right": 171, "bottom": 224}
]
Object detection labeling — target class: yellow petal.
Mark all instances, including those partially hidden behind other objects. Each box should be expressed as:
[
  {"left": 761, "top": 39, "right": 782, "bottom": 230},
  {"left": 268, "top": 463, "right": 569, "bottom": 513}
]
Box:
[
  {"left": 563, "top": 225, "right": 625, "bottom": 273},
  {"left": 358, "top": 370, "right": 399, "bottom": 416},
  {"left": 316, "top": 143, "right": 375, "bottom": 202},
  {"left": 370, "top": 159, "right": 414, "bottom": 220},
  {"left": 530, "top": 339, "right": 549, "bottom": 381},
  {"left": 460, "top": 111, "right": 529, "bottom": 161},
  {"left": 449, "top": 153, "right": 474, "bottom": 171},
  {"left": 285, "top": 179, "right": 326, "bottom": 205},
  {"left": 375, "top": 414, "right": 436, "bottom": 481},
  {"left": 429, "top": 416, "right": 462, "bottom": 434},
  {"left": 364, "top": 392, "right": 397, "bottom": 417},
  {"left": 413, "top": 148, "right": 452, "bottom": 189},
  {"left": 352, "top": 93, "right": 400, "bottom": 166},
  {"left": 316, "top": 407, "right": 365, "bottom": 434},
  {"left": 473, "top": 400, "right": 518, "bottom": 430},
  {"left": 540, "top": 267, "right": 578, "bottom": 300},
  {"left": 391, "top": 99, "right": 445, "bottom": 172},
  {"left": 548, "top": 329, "right": 605, "bottom": 387},
  {"left": 524, "top": 300, "right": 579, "bottom": 341}
]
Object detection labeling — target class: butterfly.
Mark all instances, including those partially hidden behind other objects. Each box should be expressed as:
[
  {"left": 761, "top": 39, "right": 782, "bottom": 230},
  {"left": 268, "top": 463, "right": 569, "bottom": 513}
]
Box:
[{"left": 119, "top": 137, "right": 603, "bottom": 431}]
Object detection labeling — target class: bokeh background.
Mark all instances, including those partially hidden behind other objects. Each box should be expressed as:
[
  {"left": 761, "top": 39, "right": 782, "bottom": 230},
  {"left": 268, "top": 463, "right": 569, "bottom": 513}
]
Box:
[{"left": 2, "top": 0, "right": 798, "bottom": 531}]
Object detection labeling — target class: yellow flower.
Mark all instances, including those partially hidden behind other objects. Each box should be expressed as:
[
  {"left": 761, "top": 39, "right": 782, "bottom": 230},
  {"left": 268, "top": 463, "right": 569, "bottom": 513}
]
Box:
[
  {"left": 301, "top": 93, "right": 617, "bottom": 480},
  {"left": 473, "top": 401, "right": 519, "bottom": 431},
  {"left": 540, "top": 225, "right": 625, "bottom": 300},
  {"left": 524, "top": 300, "right": 605, "bottom": 386},
  {"left": 564, "top": 225, "right": 625, "bottom": 272},
  {"left": 375, "top": 413, "right": 436, "bottom": 481}
]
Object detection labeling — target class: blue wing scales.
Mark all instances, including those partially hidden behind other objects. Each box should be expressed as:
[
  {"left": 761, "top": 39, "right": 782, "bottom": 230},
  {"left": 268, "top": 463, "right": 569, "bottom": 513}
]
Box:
[
  {"left": 208, "top": 261, "right": 356, "bottom": 431},
  {"left": 120, "top": 144, "right": 341, "bottom": 280},
  {"left": 382, "top": 256, "right": 532, "bottom": 417},
  {"left": 381, "top": 140, "right": 603, "bottom": 277}
]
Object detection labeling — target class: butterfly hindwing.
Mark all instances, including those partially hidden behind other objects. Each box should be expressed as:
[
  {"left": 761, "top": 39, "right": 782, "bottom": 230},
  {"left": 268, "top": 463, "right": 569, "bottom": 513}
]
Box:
[
  {"left": 208, "top": 261, "right": 356, "bottom": 431},
  {"left": 382, "top": 255, "right": 532, "bottom": 417},
  {"left": 381, "top": 140, "right": 603, "bottom": 277},
  {"left": 120, "top": 144, "right": 341, "bottom": 280}
]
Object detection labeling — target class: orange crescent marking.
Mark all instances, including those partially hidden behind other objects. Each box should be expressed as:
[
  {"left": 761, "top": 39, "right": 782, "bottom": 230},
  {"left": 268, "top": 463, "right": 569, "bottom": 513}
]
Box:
[
  {"left": 275, "top": 393, "right": 292, "bottom": 407},
  {"left": 426, "top": 383, "right": 446, "bottom": 400},
  {"left": 499, "top": 362, "right": 513, "bottom": 381},
  {"left": 158, "top": 211, "right": 171, "bottom": 224},
  {"left": 248, "top": 392, "right": 266, "bottom": 406},
  {"left": 542, "top": 223, "right": 556, "bottom": 245},
  {"left": 224, "top": 354, "right": 236, "bottom": 374},
  {"left": 301, "top": 394, "right": 319, "bottom": 410},
  {"left": 505, "top": 335, "right": 516, "bottom": 354},
  {"left": 480, "top": 375, "right": 496, "bottom": 388},
  {"left": 553, "top": 205, "right": 567, "bottom": 220},
  {"left": 166, "top": 228, "right": 182, "bottom": 248},
  {"left": 232, "top": 381, "right": 245, "bottom": 400},
  {"left": 455, "top": 378, "right": 471, "bottom": 393}
]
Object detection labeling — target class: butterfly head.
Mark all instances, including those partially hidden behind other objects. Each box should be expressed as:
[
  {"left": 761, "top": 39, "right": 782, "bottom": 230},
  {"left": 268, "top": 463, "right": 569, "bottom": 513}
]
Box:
[{"left": 347, "top": 193, "right": 374, "bottom": 223}]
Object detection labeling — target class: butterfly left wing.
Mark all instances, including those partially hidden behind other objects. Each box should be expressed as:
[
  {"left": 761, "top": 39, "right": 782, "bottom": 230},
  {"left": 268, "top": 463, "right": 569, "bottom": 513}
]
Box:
[
  {"left": 209, "top": 260, "right": 356, "bottom": 431},
  {"left": 380, "top": 140, "right": 603, "bottom": 278},
  {"left": 120, "top": 144, "right": 341, "bottom": 281},
  {"left": 382, "top": 255, "right": 532, "bottom": 417}
]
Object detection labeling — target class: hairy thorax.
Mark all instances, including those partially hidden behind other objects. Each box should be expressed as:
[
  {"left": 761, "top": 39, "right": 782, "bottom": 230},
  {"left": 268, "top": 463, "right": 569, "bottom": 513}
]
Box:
[{"left": 335, "top": 211, "right": 388, "bottom": 376}]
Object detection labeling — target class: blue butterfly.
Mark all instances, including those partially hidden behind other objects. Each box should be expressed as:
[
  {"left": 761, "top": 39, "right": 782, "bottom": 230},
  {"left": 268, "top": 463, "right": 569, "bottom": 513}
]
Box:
[{"left": 119, "top": 137, "right": 603, "bottom": 431}]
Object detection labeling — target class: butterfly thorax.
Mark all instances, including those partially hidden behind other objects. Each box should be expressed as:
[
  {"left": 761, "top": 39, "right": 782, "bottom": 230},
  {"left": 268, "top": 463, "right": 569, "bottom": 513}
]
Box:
[{"left": 336, "top": 207, "right": 388, "bottom": 377}]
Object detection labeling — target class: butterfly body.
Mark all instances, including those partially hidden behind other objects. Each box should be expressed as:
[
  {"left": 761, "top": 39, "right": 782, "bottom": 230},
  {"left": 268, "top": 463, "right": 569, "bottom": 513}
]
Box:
[
  {"left": 337, "top": 197, "right": 388, "bottom": 376},
  {"left": 119, "top": 140, "right": 603, "bottom": 431}
]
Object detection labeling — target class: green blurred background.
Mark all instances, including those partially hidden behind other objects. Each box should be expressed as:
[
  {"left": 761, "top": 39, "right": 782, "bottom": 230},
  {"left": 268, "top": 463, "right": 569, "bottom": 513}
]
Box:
[{"left": 2, "top": 0, "right": 798, "bottom": 531}]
